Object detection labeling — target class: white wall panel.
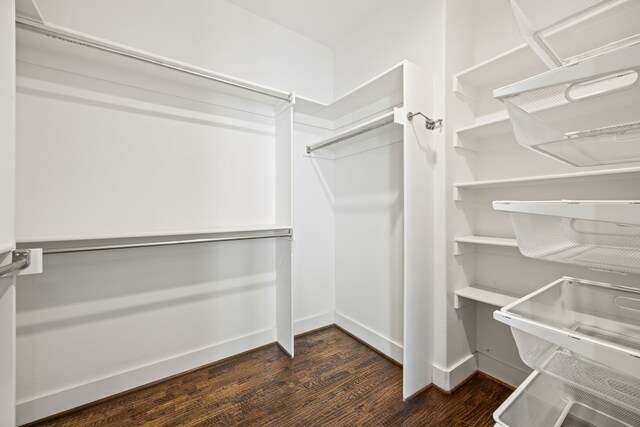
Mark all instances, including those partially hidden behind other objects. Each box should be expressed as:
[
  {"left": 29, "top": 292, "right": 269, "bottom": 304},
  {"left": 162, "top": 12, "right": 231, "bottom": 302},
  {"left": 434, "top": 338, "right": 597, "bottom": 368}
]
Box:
[
  {"left": 33, "top": 0, "right": 334, "bottom": 103},
  {"left": 0, "top": 276, "right": 16, "bottom": 427},
  {"left": 334, "top": 141, "right": 404, "bottom": 356},
  {"left": 275, "top": 106, "right": 293, "bottom": 355},
  {"left": 332, "top": 0, "right": 442, "bottom": 98},
  {"left": 0, "top": 0, "right": 15, "bottom": 254},
  {"left": 16, "top": 70, "right": 275, "bottom": 241},
  {"left": 0, "top": 0, "right": 17, "bottom": 423},
  {"left": 402, "top": 62, "right": 435, "bottom": 398},
  {"left": 292, "top": 125, "right": 335, "bottom": 333},
  {"left": 16, "top": 239, "right": 276, "bottom": 423}
]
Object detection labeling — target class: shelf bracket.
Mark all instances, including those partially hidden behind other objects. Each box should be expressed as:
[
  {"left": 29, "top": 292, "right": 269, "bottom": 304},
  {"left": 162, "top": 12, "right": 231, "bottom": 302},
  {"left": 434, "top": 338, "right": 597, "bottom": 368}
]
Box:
[{"left": 407, "top": 111, "right": 443, "bottom": 130}]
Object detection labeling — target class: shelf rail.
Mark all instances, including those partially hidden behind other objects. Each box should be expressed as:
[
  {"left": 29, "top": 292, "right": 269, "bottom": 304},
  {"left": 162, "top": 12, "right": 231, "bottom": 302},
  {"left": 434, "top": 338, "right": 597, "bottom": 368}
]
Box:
[
  {"left": 16, "top": 18, "right": 292, "bottom": 103},
  {"left": 26, "top": 229, "right": 293, "bottom": 255}
]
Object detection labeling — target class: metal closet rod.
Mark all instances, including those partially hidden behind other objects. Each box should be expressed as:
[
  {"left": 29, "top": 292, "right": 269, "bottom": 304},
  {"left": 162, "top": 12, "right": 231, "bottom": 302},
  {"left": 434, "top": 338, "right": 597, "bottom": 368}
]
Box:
[
  {"left": 306, "top": 113, "right": 396, "bottom": 154},
  {"left": 16, "top": 18, "right": 292, "bottom": 102},
  {"left": 38, "top": 229, "right": 293, "bottom": 255}
]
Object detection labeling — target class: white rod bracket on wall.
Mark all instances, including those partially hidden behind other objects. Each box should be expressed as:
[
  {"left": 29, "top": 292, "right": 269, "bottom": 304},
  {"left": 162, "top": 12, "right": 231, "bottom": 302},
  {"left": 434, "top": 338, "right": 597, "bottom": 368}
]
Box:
[
  {"left": 407, "top": 111, "right": 443, "bottom": 130},
  {"left": 0, "top": 250, "right": 31, "bottom": 278},
  {"left": 0, "top": 249, "right": 44, "bottom": 277}
]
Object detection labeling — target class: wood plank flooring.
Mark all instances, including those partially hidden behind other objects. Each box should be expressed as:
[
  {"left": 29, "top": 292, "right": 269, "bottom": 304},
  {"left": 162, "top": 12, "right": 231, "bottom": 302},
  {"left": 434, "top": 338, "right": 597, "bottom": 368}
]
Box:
[{"left": 31, "top": 326, "right": 512, "bottom": 426}]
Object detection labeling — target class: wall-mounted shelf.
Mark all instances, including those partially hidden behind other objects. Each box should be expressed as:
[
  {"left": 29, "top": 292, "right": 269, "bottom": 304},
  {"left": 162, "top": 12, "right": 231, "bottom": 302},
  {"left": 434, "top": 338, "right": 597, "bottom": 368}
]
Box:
[
  {"left": 454, "top": 166, "right": 640, "bottom": 192},
  {"left": 296, "top": 62, "right": 404, "bottom": 122},
  {"left": 494, "top": 201, "right": 640, "bottom": 274},
  {"left": 305, "top": 109, "right": 403, "bottom": 156},
  {"left": 455, "top": 113, "right": 511, "bottom": 140},
  {"left": 455, "top": 235, "right": 518, "bottom": 247},
  {"left": 454, "top": 235, "right": 518, "bottom": 256},
  {"left": 496, "top": 277, "right": 640, "bottom": 383},
  {"left": 454, "top": 112, "right": 512, "bottom": 150},
  {"left": 16, "top": 20, "right": 292, "bottom": 116},
  {"left": 453, "top": 44, "right": 547, "bottom": 100},
  {"left": 509, "top": 0, "right": 640, "bottom": 67},
  {"left": 454, "top": 286, "right": 520, "bottom": 309},
  {"left": 494, "top": 43, "right": 640, "bottom": 168},
  {"left": 493, "top": 200, "right": 640, "bottom": 226}
]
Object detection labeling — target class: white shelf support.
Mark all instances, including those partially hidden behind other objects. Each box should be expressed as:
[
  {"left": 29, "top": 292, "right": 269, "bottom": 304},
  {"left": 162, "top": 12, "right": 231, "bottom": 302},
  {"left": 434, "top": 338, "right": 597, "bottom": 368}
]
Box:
[
  {"left": 454, "top": 236, "right": 518, "bottom": 255},
  {"left": 455, "top": 166, "right": 640, "bottom": 190},
  {"left": 454, "top": 286, "right": 519, "bottom": 309},
  {"left": 453, "top": 44, "right": 546, "bottom": 100}
]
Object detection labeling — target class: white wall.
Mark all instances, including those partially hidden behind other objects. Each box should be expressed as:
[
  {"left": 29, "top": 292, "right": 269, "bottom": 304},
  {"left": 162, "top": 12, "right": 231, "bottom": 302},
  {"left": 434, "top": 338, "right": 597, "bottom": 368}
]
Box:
[
  {"left": 16, "top": 240, "right": 277, "bottom": 424},
  {"left": 16, "top": 60, "right": 276, "bottom": 241},
  {"left": 12, "top": 1, "right": 337, "bottom": 423},
  {"left": 0, "top": 0, "right": 17, "bottom": 424},
  {"left": 332, "top": 0, "right": 443, "bottom": 98},
  {"left": 292, "top": 125, "right": 336, "bottom": 334},
  {"left": 331, "top": 0, "right": 443, "bottom": 372},
  {"left": 15, "top": 53, "right": 281, "bottom": 426},
  {"left": 334, "top": 142, "right": 404, "bottom": 361},
  {"left": 34, "top": 0, "right": 334, "bottom": 103}
]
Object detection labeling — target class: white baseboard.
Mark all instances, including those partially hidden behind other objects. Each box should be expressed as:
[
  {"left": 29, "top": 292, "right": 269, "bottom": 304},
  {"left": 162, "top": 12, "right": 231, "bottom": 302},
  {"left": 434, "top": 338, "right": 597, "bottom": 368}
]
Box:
[
  {"left": 477, "top": 352, "right": 530, "bottom": 388},
  {"left": 294, "top": 311, "right": 334, "bottom": 336},
  {"left": 17, "top": 328, "right": 276, "bottom": 426},
  {"left": 334, "top": 312, "right": 403, "bottom": 364},
  {"left": 432, "top": 353, "right": 477, "bottom": 391}
]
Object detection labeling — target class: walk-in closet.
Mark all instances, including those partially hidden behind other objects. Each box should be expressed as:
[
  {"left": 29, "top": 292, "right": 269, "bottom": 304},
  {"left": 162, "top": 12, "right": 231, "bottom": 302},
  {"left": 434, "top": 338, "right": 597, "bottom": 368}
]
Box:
[{"left": 1, "top": 0, "right": 639, "bottom": 426}]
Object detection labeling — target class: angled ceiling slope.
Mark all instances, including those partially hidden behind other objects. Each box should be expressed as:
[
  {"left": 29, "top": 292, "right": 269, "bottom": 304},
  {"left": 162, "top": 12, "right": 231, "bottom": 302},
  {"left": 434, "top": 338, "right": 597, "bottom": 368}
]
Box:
[{"left": 226, "top": 0, "right": 388, "bottom": 48}]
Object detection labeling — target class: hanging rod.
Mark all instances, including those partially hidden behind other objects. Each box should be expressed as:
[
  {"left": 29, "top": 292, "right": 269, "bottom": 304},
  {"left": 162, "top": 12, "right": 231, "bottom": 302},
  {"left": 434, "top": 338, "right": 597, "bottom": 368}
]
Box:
[
  {"left": 0, "top": 250, "right": 31, "bottom": 278},
  {"left": 306, "top": 111, "right": 398, "bottom": 154},
  {"left": 35, "top": 229, "right": 292, "bottom": 255},
  {"left": 16, "top": 18, "right": 292, "bottom": 103}
]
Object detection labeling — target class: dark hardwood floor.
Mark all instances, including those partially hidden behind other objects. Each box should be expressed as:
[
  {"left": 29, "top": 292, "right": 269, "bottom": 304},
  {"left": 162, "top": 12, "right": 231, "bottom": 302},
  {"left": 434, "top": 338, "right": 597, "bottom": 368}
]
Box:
[{"left": 31, "top": 326, "right": 511, "bottom": 426}]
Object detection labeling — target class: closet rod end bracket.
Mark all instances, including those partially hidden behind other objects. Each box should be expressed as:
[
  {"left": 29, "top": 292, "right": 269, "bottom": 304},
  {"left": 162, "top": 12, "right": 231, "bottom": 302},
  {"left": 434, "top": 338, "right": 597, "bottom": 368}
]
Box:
[
  {"left": 12, "top": 250, "right": 31, "bottom": 269},
  {"left": 407, "top": 111, "right": 443, "bottom": 130}
]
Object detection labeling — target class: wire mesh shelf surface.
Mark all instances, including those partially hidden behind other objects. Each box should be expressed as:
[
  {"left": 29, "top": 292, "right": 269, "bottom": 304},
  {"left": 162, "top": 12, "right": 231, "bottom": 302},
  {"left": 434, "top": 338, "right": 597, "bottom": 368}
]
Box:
[{"left": 510, "top": 0, "right": 640, "bottom": 67}]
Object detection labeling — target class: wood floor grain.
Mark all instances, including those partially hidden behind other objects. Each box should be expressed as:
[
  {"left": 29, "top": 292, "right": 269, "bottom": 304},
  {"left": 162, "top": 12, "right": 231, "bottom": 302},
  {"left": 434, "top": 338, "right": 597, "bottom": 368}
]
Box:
[{"left": 30, "top": 327, "right": 511, "bottom": 426}]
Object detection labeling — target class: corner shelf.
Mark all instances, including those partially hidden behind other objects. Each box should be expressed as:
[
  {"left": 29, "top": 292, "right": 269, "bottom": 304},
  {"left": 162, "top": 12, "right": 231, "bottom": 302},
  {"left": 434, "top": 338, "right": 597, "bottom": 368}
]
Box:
[
  {"left": 453, "top": 44, "right": 547, "bottom": 100},
  {"left": 454, "top": 286, "right": 520, "bottom": 309},
  {"left": 296, "top": 62, "right": 404, "bottom": 121}
]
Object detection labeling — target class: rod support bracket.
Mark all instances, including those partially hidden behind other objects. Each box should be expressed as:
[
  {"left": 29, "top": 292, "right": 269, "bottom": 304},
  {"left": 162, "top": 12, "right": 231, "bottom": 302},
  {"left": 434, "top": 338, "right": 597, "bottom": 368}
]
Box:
[
  {"left": 12, "top": 249, "right": 31, "bottom": 269},
  {"left": 407, "top": 111, "right": 443, "bottom": 130}
]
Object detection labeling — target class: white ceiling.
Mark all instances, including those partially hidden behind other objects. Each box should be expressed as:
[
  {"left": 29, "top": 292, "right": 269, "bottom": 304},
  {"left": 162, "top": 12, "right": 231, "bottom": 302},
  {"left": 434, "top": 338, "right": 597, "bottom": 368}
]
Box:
[{"left": 226, "top": 0, "right": 388, "bottom": 48}]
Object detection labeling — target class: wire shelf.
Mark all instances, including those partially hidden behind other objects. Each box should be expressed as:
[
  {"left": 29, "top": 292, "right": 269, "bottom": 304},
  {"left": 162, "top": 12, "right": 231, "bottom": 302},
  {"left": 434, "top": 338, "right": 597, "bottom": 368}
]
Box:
[
  {"left": 496, "top": 277, "right": 640, "bottom": 384},
  {"left": 510, "top": 0, "right": 640, "bottom": 67},
  {"left": 497, "top": 43, "right": 640, "bottom": 167},
  {"left": 494, "top": 370, "right": 640, "bottom": 427}
]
